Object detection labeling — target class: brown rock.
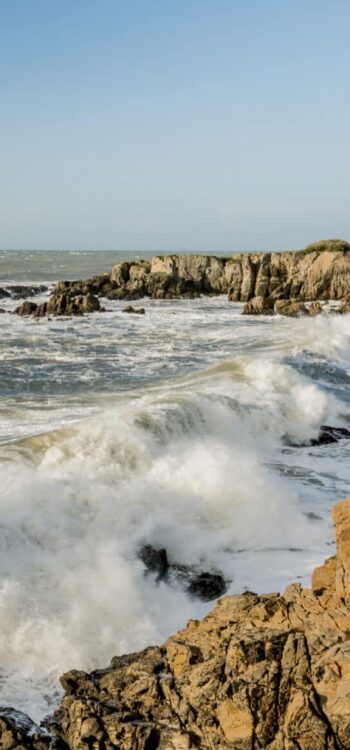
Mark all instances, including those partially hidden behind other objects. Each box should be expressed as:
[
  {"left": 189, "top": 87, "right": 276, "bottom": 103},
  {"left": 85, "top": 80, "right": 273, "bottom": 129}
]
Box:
[
  {"left": 242, "top": 295, "right": 274, "bottom": 315},
  {"left": 275, "top": 299, "right": 310, "bottom": 317}
]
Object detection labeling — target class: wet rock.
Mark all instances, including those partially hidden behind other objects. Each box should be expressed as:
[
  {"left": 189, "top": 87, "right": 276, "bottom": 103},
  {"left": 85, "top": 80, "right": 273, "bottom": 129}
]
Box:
[
  {"left": 15, "top": 292, "right": 101, "bottom": 317},
  {"left": 308, "top": 301, "right": 323, "bottom": 316},
  {"left": 339, "top": 299, "right": 350, "bottom": 314},
  {"left": 0, "top": 308, "right": 6, "bottom": 313},
  {"left": 310, "top": 424, "right": 350, "bottom": 446},
  {"left": 15, "top": 300, "right": 38, "bottom": 315},
  {"left": 0, "top": 288, "right": 11, "bottom": 298},
  {"left": 138, "top": 546, "right": 227, "bottom": 600},
  {"left": 122, "top": 305, "right": 146, "bottom": 314},
  {"left": 7, "top": 284, "right": 48, "bottom": 299},
  {"left": 139, "top": 544, "right": 169, "bottom": 578},
  {"left": 186, "top": 572, "right": 227, "bottom": 601},
  {"left": 242, "top": 295, "right": 274, "bottom": 315},
  {"left": 275, "top": 298, "right": 309, "bottom": 316}
]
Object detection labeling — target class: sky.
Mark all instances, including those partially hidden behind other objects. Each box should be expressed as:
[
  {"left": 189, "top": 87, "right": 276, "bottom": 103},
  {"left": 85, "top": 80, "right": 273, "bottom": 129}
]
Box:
[{"left": 1, "top": 0, "right": 350, "bottom": 252}]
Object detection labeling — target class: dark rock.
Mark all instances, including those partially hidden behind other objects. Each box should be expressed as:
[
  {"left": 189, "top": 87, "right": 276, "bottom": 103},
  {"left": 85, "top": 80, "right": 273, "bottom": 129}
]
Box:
[
  {"left": 0, "top": 288, "right": 11, "bottom": 298},
  {"left": 7, "top": 284, "right": 48, "bottom": 299},
  {"left": 0, "top": 308, "right": 5, "bottom": 313},
  {"left": 311, "top": 425, "right": 350, "bottom": 446},
  {"left": 122, "top": 305, "right": 145, "bottom": 314},
  {"left": 186, "top": 572, "right": 227, "bottom": 601},
  {"left": 15, "top": 301, "right": 38, "bottom": 315},
  {"left": 139, "top": 545, "right": 169, "bottom": 579}
]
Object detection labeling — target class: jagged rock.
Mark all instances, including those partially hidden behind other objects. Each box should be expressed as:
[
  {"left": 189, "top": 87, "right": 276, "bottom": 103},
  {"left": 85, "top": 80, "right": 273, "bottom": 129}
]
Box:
[
  {"left": 0, "top": 308, "right": 6, "bottom": 313},
  {"left": 138, "top": 545, "right": 227, "bottom": 600},
  {"left": 0, "top": 288, "right": 11, "bottom": 298},
  {"left": 15, "top": 293, "right": 101, "bottom": 317},
  {"left": 7, "top": 284, "right": 48, "bottom": 299},
  {"left": 308, "top": 301, "right": 323, "bottom": 316},
  {"left": 242, "top": 295, "right": 274, "bottom": 315},
  {"left": 310, "top": 425, "right": 350, "bottom": 446},
  {"left": 339, "top": 299, "right": 350, "bottom": 314},
  {"left": 15, "top": 300, "right": 38, "bottom": 315},
  {"left": 5, "top": 498, "right": 350, "bottom": 748},
  {"left": 139, "top": 544, "right": 169, "bottom": 578},
  {"left": 122, "top": 305, "right": 145, "bottom": 314},
  {"left": 255, "top": 253, "right": 271, "bottom": 298},
  {"left": 240, "top": 255, "right": 256, "bottom": 301},
  {"left": 275, "top": 299, "right": 309, "bottom": 317},
  {"left": 186, "top": 572, "right": 227, "bottom": 600}
]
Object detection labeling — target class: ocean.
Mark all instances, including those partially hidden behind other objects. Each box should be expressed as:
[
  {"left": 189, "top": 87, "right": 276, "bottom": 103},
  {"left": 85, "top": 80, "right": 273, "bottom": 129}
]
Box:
[{"left": 1, "top": 249, "right": 350, "bottom": 720}]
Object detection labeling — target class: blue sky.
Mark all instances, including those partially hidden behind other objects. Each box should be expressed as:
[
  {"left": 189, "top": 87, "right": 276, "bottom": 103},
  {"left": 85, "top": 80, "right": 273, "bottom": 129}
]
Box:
[{"left": 1, "top": 0, "right": 350, "bottom": 251}]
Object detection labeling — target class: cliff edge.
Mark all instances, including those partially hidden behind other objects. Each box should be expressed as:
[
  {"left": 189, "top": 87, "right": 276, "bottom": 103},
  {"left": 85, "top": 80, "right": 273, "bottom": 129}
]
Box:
[{"left": 3, "top": 498, "right": 350, "bottom": 748}]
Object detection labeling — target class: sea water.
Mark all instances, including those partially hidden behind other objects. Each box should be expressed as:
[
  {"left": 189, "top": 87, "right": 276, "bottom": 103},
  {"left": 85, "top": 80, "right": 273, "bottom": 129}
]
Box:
[{"left": 0, "top": 250, "right": 350, "bottom": 720}]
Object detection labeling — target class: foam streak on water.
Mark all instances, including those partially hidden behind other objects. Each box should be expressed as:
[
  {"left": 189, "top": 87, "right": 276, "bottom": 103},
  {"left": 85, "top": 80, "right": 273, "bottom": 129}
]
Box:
[{"left": 0, "top": 254, "right": 350, "bottom": 720}]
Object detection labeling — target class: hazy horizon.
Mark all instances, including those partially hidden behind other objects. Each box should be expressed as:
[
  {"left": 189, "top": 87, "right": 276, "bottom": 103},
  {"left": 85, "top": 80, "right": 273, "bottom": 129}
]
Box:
[{"left": 1, "top": 1, "right": 350, "bottom": 252}]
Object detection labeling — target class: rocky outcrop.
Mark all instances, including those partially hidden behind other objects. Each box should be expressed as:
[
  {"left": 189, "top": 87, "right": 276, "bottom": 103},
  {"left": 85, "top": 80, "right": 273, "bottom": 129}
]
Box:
[
  {"left": 12, "top": 239, "right": 350, "bottom": 317},
  {"left": 5, "top": 499, "right": 350, "bottom": 748},
  {"left": 15, "top": 292, "right": 101, "bottom": 317}
]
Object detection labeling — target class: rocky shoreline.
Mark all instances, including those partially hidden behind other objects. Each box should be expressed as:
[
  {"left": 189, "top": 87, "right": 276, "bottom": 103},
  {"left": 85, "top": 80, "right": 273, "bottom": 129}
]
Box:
[
  {"left": 10, "top": 238, "right": 350, "bottom": 318},
  {"left": 3, "top": 498, "right": 350, "bottom": 749}
]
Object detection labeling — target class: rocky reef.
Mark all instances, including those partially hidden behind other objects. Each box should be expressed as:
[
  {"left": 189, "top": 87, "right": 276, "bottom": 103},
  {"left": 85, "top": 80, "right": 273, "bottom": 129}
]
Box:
[
  {"left": 14, "top": 239, "right": 350, "bottom": 317},
  {"left": 4, "top": 498, "right": 350, "bottom": 748}
]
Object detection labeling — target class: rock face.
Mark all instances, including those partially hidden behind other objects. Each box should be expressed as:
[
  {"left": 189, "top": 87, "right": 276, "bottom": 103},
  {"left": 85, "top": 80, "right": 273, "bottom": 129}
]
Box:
[
  {"left": 4, "top": 498, "right": 350, "bottom": 748},
  {"left": 12, "top": 239, "right": 350, "bottom": 317}
]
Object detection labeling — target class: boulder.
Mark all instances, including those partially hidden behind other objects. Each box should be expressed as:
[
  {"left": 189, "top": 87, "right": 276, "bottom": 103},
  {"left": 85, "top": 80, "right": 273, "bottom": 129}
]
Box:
[
  {"left": 242, "top": 295, "right": 274, "bottom": 315},
  {"left": 139, "top": 545, "right": 169, "bottom": 578},
  {"left": 15, "top": 301, "right": 38, "bottom": 316},
  {"left": 308, "top": 301, "right": 323, "bottom": 316},
  {"left": 275, "top": 298, "right": 309, "bottom": 317},
  {"left": 186, "top": 572, "right": 227, "bottom": 600}
]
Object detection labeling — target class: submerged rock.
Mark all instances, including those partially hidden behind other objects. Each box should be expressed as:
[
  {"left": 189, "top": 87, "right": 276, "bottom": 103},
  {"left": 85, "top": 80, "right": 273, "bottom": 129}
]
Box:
[
  {"left": 7, "top": 498, "right": 350, "bottom": 749},
  {"left": 122, "top": 305, "right": 146, "bottom": 314}
]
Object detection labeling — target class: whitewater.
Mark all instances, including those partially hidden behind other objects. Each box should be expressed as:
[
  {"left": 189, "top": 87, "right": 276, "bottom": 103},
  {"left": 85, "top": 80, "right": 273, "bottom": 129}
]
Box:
[{"left": 1, "top": 251, "right": 350, "bottom": 721}]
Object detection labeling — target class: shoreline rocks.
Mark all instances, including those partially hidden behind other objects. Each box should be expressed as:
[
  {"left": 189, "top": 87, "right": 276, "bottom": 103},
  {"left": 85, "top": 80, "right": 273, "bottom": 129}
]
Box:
[
  {"left": 138, "top": 544, "right": 227, "bottom": 601},
  {"left": 11, "top": 238, "right": 350, "bottom": 317},
  {"left": 4, "top": 498, "right": 350, "bottom": 748}
]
